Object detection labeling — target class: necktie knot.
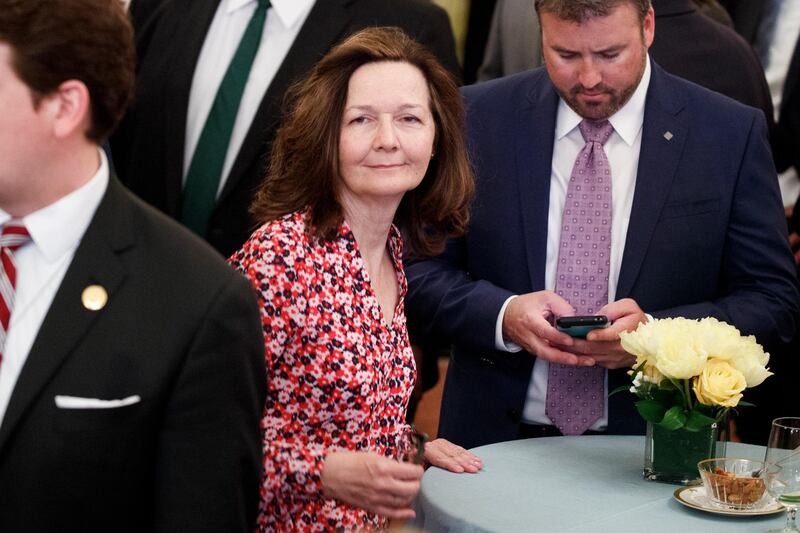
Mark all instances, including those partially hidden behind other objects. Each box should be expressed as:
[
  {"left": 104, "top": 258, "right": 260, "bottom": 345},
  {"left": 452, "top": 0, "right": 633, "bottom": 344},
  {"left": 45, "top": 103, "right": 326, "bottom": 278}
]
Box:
[
  {"left": 257, "top": 0, "right": 270, "bottom": 10},
  {"left": 579, "top": 119, "right": 614, "bottom": 146},
  {"left": 0, "top": 221, "right": 31, "bottom": 252},
  {"left": 1, "top": 220, "right": 30, "bottom": 365}
]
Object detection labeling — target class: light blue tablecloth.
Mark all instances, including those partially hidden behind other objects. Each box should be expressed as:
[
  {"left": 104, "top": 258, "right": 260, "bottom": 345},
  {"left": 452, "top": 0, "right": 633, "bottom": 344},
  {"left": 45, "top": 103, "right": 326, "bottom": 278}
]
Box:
[{"left": 413, "top": 436, "right": 785, "bottom": 532}]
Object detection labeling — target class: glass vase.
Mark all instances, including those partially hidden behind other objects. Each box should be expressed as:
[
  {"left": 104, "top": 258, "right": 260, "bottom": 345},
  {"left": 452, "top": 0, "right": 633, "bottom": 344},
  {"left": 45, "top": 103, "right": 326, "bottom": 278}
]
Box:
[{"left": 643, "top": 421, "right": 725, "bottom": 484}]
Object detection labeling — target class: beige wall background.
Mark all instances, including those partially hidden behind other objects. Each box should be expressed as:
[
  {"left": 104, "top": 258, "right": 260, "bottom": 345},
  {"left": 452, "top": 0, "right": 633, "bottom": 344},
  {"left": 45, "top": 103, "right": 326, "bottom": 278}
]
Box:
[{"left": 432, "top": 0, "right": 470, "bottom": 65}]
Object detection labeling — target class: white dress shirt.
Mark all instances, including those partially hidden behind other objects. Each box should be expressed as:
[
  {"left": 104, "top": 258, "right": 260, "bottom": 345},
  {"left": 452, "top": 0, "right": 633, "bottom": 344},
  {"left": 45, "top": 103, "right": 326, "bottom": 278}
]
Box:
[
  {"left": 763, "top": 1, "right": 800, "bottom": 207},
  {"left": 494, "top": 57, "right": 652, "bottom": 429},
  {"left": 0, "top": 150, "right": 109, "bottom": 424},
  {"left": 183, "top": 0, "right": 316, "bottom": 194}
]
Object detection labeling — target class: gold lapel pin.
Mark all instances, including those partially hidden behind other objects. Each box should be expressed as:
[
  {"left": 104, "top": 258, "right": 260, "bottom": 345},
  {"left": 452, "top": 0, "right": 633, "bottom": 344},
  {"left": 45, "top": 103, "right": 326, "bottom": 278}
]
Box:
[
  {"left": 663, "top": 131, "right": 674, "bottom": 141},
  {"left": 81, "top": 284, "right": 108, "bottom": 311}
]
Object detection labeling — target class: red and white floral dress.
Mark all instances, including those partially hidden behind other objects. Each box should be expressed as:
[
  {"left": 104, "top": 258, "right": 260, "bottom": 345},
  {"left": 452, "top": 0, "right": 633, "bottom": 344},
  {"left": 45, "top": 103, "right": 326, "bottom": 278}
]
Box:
[{"left": 229, "top": 211, "right": 416, "bottom": 532}]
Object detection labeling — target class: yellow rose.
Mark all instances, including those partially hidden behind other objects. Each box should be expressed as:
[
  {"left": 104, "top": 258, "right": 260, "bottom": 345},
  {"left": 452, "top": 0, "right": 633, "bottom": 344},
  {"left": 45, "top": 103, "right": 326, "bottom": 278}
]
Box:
[
  {"left": 693, "top": 359, "right": 746, "bottom": 407},
  {"left": 654, "top": 334, "right": 707, "bottom": 380}
]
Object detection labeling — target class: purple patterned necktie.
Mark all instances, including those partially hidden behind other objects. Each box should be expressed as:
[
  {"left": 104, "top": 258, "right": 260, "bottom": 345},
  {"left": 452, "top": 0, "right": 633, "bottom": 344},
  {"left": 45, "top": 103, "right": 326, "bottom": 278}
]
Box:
[{"left": 546, "top": 119, "right": 614, "bottom": 436}]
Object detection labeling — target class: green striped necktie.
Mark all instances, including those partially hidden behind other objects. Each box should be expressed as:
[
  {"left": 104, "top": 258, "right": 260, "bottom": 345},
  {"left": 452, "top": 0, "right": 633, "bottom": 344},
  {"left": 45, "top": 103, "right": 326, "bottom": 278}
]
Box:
[{"left": 181, "top": 0, "right": 271, "bottom": 237}]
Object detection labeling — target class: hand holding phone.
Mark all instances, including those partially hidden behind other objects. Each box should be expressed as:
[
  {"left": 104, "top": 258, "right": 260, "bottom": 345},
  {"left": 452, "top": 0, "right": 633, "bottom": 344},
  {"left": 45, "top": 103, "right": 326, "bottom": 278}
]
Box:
[{"left": 555, "top": 315, "right": 611, "bottom": 338}]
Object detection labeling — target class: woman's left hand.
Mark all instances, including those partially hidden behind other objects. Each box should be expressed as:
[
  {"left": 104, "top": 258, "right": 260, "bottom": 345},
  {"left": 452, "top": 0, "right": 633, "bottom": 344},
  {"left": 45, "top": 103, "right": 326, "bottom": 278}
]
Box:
[{"left": 424, "top": 439, "right": 482, "bottom": 473}]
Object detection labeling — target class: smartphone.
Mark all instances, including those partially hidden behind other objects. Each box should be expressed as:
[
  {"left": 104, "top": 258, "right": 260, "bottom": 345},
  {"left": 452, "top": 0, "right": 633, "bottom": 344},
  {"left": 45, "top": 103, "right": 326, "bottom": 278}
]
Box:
[{"left": 555, "top": 315, "right": 611, "bottom": 338}]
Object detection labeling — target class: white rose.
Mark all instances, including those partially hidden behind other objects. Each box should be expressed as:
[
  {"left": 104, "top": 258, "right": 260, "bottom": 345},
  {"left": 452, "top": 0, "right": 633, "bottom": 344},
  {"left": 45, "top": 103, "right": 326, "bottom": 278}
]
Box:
[
  {"left": 727, "top": 335, "right": 772, "bottom": 387},
  {"left": 654, "top": 333, "right": 707, "bottom": 380}
]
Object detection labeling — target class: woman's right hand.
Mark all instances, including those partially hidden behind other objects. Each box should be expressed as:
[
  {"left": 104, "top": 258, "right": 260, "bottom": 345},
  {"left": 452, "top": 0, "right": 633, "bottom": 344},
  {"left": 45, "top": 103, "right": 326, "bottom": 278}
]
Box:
[{"left": 321, "top": 450, "right": 424, "bottom": 520}]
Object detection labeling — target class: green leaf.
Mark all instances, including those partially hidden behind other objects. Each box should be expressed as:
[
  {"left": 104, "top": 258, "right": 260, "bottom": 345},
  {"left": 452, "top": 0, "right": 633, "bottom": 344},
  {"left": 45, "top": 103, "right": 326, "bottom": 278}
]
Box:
[
  {"left": 694, "top": 402, "right": 716, "bottom": 415},
  {"left": 610, "top": 384, "right": 632, "bottom": 397},
  {"left": 658, "top": 380, "right": 678, "bottom": 391},
  {"left": 684, "top": 408, "right": 717, "bottom": 432},
  {"left": 657, "top": 405, "right": 687, "bottom": 430},
  {"left": 737, "top": 400, "right": 756, "bottom": 408},
  {"left": 635, "top": 399, "right": 667, "bottom": 423},
  {"left": 650, "top": 388, "right": 675, "bottom": 403}
]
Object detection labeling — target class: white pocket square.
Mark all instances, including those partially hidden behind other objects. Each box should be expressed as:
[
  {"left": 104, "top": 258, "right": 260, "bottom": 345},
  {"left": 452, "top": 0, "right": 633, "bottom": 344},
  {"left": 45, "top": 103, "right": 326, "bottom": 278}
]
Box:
[{"left": 54, "top": 394, "right": 141, "bottom": 409}]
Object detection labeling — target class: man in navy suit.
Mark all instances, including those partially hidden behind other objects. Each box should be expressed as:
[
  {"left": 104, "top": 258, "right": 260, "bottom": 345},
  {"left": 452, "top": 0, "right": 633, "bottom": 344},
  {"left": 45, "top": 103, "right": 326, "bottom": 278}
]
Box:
[{"left": 406, "top": 0, "right": 798, "bottom": 449}]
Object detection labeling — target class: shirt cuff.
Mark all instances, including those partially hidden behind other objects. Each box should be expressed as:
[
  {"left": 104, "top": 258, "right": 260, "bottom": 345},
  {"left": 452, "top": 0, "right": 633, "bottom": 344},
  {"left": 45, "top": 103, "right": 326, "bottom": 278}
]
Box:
[{"left": 494, "top": 295, "right": 523, "bottom": 353}]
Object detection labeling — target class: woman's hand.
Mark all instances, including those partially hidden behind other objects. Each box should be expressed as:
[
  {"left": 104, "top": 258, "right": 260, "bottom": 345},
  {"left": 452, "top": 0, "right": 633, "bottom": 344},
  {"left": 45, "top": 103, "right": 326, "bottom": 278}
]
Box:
[
  {"left": 424, "top": 439, "right": 482, "bottom": 473},
  {"left": 321, "top": 451, "right": 423, "bottom": 520}
]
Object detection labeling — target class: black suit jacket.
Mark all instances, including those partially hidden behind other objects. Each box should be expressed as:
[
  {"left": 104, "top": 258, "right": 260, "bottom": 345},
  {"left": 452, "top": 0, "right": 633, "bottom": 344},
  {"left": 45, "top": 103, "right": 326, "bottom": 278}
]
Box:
[
  {"left": 719, "top": 0, "right": 764, "bottom": 43},
  {"left": 650, "top": 0, "right": 775, "bottom": 134},
  {"left": 784, "top": 39, "right": 800, "bottom": 246},
  {"left": 112, "top": 0, "right": 460, "bottom": 257},
  {"left": 779, "top": 40, "right": 800, "bottom": 178},
  {"left": 0, "top": 178, "right": 266, "bottom": 532}
]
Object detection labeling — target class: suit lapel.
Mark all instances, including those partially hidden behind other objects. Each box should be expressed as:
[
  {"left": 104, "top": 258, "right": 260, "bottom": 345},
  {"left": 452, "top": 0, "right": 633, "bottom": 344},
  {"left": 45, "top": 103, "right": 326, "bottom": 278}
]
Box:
[
  {"left": 516, "top": 75, "right": 559, "bottom": 290},
  {"left": 616, "top": 63, "right": 688, "bottom": 298},
  {"left": 161, "top": 0, "right": 221, "bottom": 215},
  {"left": 0, "top": 179, "right": 133, "bottom": 454},
  {"left": 219, "top": 0, "right": 356, "bottom": 203}
]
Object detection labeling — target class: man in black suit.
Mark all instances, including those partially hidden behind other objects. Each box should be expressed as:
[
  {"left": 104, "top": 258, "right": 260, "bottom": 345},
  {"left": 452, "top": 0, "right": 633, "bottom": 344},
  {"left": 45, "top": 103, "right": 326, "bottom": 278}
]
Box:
[
  {"left": 0, "top": 1, "right": 266, "bottom": 531},
  {"left": 650, "top": 0, "right": 775, "bottom": 132},
  {"left": 112, "top": 0, "right": 460, "bottom": 258},
  {"left": 786, "top": 44, "right": 800, "bottom": 238}
]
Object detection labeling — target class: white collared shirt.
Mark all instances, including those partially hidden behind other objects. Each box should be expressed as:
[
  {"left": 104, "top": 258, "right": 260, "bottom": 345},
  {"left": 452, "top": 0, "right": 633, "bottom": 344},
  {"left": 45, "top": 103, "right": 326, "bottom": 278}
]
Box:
[
  {"left": 494, "top": 57, "right": 652, "bottom": 430},
  {"left": 0, "top": 150, "right": 109, "bottom": 424},
  {"left": 183, "top": 0, "right": 316, "bottom": 193}
]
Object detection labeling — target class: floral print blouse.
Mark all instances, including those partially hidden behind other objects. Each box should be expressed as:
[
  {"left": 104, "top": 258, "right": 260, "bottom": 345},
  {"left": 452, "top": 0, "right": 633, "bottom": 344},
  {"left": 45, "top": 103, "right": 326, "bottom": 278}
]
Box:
[{"left": 229, "top": 211, "right": 416, "bottom": 532}]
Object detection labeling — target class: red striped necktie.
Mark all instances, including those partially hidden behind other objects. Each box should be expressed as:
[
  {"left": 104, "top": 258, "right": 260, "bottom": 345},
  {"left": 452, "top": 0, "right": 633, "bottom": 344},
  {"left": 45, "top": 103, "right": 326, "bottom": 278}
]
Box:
[{"left": 0, "top": 221, "right": 31, "bottom": 367}]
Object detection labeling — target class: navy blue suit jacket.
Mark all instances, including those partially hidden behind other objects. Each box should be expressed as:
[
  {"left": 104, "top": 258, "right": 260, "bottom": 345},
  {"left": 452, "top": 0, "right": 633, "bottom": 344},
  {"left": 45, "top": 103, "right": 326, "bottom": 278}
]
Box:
[{"left": 406, "top": 62, "right": 799, "bottom": 449}]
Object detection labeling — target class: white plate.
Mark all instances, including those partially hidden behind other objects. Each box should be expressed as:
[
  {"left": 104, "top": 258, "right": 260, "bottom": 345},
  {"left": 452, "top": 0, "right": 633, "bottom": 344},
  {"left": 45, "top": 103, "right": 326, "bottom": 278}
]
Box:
[{"left": 673, "top": 486, "right": 784, "bottom": 516}]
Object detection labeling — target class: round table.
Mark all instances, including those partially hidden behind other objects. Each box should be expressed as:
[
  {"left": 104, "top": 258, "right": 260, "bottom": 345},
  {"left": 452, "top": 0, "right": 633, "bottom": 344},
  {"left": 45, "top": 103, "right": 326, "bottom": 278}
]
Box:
[{"left": 413, "top": 436, "right": 785, "bottom": 532}]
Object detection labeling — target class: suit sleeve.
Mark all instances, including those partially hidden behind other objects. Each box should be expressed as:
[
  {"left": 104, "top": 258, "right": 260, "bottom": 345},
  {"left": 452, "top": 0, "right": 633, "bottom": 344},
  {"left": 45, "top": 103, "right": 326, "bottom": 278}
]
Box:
[
  {"left": 406, "top": 235, "right": 515, "bottom": 354},
  {"left": 651, "top": 112, "right": 799, "bottom": 346},
  {"left": 229, "top": 229, "right": 331, "bottom": 507},
  {"left": 153, "top": 270, "right": 266, "bottom": 533}
]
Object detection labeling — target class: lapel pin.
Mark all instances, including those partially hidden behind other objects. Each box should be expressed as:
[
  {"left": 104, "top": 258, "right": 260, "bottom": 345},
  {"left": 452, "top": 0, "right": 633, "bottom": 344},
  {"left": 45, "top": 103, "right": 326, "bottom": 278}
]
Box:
[
  {"left": 663, "top": 131, "right": 674, "bottom": 141},
  {"left": 81, "top": 284, "right": 108, "bottom": 311}
]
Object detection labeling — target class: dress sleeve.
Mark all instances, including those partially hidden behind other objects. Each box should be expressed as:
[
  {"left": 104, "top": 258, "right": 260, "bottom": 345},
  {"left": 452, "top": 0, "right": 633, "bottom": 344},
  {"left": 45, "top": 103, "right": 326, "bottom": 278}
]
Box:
[{"left": 229, "top": 222, "right": 329, "bottom": 503}]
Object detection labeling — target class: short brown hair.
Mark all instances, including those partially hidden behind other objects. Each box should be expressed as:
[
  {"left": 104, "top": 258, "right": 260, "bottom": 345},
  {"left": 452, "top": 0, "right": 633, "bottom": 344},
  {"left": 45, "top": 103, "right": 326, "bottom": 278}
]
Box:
[
  {"left": 0, "top": 0, "right": 135, "bottom": 142},
  {"left": 251, "top": 27, "right": 474, "bottom": 258},
  {"left": 535, "top": 0, "right": 651, "bottom": 23}
]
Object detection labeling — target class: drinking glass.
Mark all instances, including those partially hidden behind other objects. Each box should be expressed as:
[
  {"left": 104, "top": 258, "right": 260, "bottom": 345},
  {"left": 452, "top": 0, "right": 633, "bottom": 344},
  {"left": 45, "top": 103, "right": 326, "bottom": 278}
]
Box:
[
  {"left": 765, "top": 417, "right": 800, "bottom": 533},
  {"left": 396, "top": 425, "right": 428, "bottom": 465}
]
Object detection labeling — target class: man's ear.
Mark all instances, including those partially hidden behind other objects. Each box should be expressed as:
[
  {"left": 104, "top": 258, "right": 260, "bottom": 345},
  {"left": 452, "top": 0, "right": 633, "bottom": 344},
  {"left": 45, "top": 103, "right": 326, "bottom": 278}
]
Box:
[
  {"left": 642, "top": 6, "right": 655, "bottom": 49},
  {"left": 43, "top": 79, "right": 91, "bottom": 139}
]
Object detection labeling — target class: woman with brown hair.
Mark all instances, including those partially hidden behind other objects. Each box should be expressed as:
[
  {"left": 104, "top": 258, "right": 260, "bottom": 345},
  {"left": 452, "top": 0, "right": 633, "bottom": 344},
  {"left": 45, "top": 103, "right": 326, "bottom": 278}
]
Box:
[{"left": 229, "top": 27, "right": 479, "bottom": 532}]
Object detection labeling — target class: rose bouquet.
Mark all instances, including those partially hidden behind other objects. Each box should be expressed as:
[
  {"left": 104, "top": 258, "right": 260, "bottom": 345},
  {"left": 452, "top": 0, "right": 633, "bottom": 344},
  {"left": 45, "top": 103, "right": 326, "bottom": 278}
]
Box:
[{"left": 618, "top": 317, "right": 772, "bottom": 432}]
